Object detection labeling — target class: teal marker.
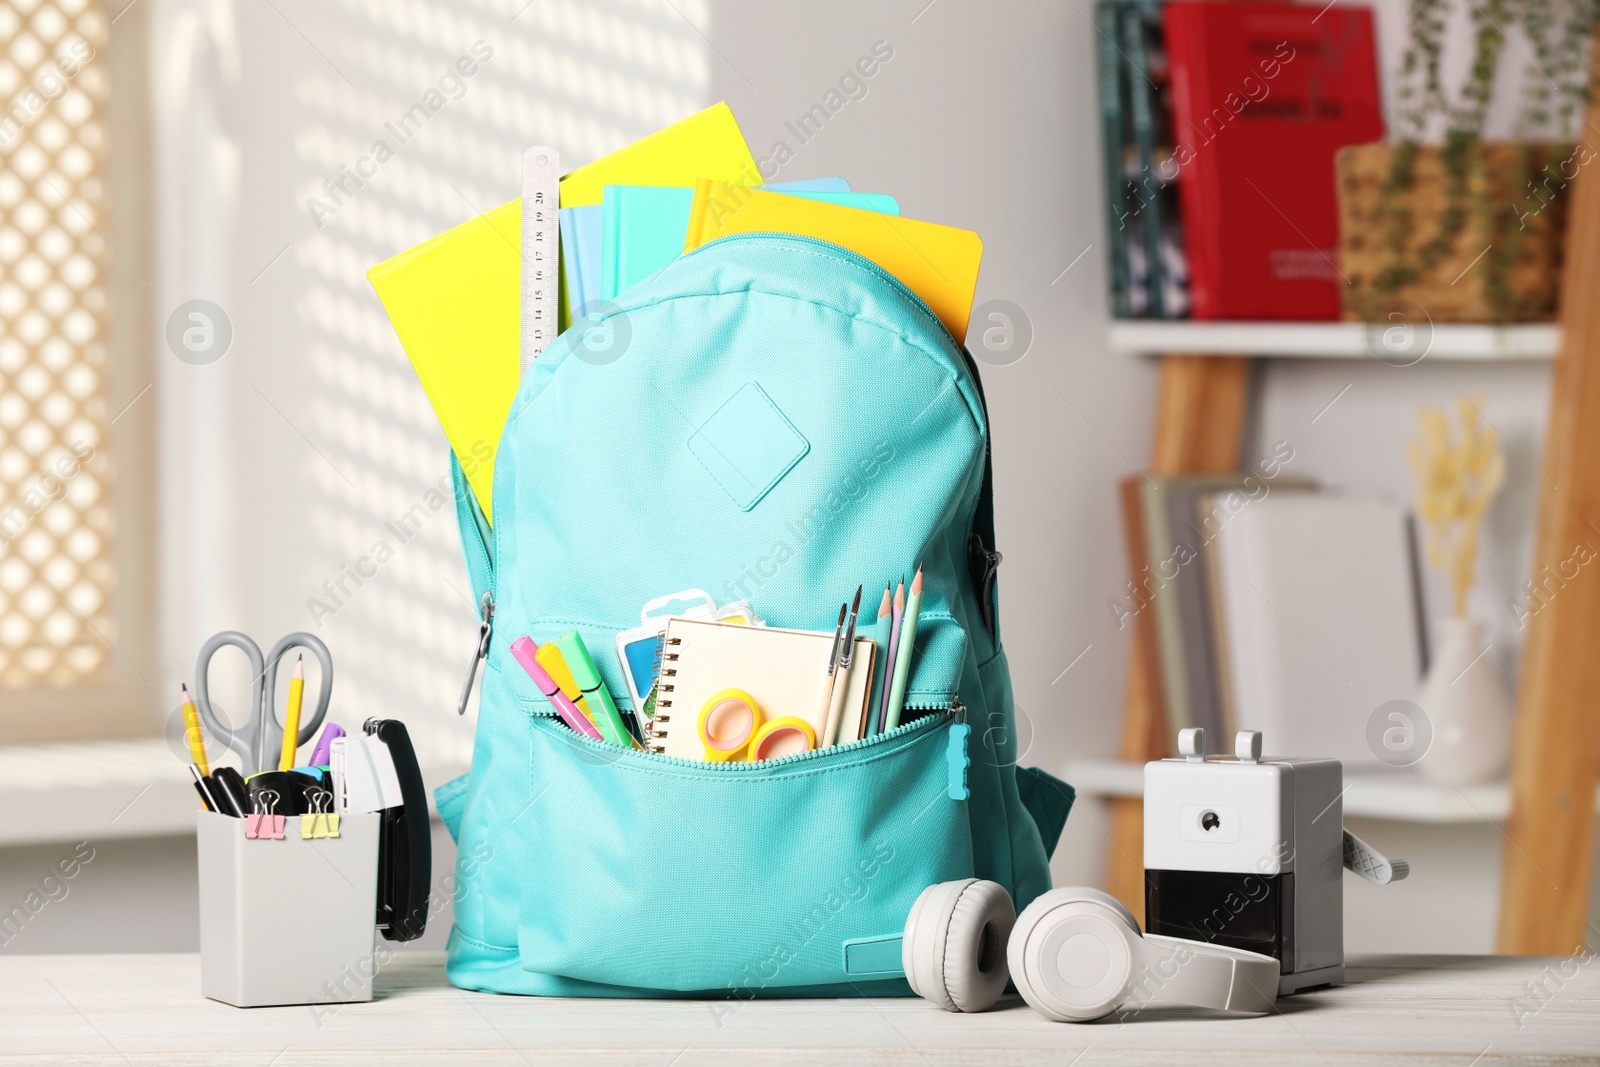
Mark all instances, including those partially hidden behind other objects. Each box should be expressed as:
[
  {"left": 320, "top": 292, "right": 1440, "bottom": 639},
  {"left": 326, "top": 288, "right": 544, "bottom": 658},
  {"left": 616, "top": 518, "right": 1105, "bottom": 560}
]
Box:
[{"left": 553, "top": 630, "right": 636, "bottom": 748}]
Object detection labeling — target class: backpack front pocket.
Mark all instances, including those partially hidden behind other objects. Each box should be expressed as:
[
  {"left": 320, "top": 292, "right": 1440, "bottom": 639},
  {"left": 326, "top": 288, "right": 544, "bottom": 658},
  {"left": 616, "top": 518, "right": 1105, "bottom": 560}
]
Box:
[{"left": 515, "top": 711, "right": 974, "bottom": 994}]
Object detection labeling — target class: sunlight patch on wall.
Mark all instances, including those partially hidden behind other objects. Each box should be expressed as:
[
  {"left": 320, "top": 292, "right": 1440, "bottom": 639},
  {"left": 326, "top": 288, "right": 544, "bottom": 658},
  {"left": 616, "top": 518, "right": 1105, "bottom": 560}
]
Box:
[{"left": 282, "top": 0, "right": 707, "bottom": 759}]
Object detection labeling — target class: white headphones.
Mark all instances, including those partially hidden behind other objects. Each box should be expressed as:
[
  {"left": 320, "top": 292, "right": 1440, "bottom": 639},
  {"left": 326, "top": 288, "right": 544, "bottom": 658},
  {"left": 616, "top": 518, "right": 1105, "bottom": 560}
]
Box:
[{"left": 903, "top": 881, "right": 1280, "bottom": 1022}]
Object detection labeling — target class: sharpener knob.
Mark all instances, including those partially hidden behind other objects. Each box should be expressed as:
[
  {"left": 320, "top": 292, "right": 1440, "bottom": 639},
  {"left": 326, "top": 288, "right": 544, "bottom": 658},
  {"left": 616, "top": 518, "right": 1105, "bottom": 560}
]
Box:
[{"left": 1236, "top": 730, "right": 1262, "bottom": 764}]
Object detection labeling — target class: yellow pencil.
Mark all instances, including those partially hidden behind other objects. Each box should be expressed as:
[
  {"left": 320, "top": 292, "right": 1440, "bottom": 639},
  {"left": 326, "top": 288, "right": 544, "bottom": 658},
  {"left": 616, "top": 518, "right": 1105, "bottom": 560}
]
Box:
[
  {"left": 180, "top": 683, "right": 209, "bottom": 776},
  {"left": 279, "top": 654, "right": 305, "bottom": 772}
]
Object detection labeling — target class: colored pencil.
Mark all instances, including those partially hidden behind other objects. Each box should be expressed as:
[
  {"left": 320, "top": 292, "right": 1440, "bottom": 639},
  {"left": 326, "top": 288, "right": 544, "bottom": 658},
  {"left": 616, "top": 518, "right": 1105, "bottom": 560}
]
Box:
[
  {"left": 180, "top": 683, "right": 209, "bottom": 776},
  {"left": 863, "top": 583, "right": 893, "bottom": 738},
  {"left": 875, "top": 577, "right": 905, "bottom": 734},
  {"left": 885, "top": 565, "right": 924, "bottom": 732},
  {"left": 278, "top": 655, "right": 304, "bottom": 772}
]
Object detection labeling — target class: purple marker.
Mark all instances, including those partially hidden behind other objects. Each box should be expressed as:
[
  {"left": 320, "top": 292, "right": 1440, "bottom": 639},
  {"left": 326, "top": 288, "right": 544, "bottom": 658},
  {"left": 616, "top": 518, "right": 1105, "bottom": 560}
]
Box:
[{"left": 309, "top": 723, "right": 345, "bottom": 767}]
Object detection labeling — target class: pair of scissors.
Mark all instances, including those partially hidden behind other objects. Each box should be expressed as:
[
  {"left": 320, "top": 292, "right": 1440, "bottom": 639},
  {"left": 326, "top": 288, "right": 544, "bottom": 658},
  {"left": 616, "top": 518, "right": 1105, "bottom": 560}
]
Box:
[
  {"left": 698, "top": 688, "right": 816, "bottom": 763},
  {"left": 193, "top": 631, "right": 334, "bottom": 775}
]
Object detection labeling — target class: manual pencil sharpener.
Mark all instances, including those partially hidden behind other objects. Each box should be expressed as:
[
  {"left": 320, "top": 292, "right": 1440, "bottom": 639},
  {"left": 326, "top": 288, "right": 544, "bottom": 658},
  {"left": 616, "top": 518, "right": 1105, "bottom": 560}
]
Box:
[{"left": 1143, "top": 728, "right": 1409, "bottom": 996}]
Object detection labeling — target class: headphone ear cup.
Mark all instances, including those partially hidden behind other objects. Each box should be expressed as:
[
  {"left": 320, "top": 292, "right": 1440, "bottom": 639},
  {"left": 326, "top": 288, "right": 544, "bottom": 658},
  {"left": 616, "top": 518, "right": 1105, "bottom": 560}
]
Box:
[
  {"left": 903, "top": 880, "right": 966, "bottom": 1008},
  {"left": 1009, "top": 888, "right": 1140, "bottom": 1022},
  {"left": 1055, "top": 886, "right": 1140, "bottom": 935},
  {"left": 902, "top": 880, "right": 1014, "bottom": 1013},
  {"left": 942, "top": 879, "right": 1015, "bottom": 1012}
]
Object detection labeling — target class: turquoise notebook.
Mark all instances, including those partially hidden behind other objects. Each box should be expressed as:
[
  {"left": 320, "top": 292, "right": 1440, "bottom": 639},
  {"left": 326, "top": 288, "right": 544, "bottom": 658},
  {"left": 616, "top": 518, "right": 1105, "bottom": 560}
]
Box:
[
  {"left": 762, "top": 176, "right": 853, "bottom": 192},
  {"left": 600, "top": 185, "right": 898, "bottom": 300},
  {"left": 560, "top": 204, "right": 603, "bottom": 317},
  {"left": 569, "top": 180, "right": 846, "bottom": 312}
]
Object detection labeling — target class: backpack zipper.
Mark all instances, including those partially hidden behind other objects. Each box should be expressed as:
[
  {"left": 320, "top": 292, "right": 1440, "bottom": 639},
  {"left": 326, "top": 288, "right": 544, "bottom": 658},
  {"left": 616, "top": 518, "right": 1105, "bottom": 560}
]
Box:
[
  {"left": 548, "top": 699, "right": 959, "bottom": 772},
  {"left": 967, "top": 532, "right": 1003, "bottom": 637},
  {"left": 457, "top": 591, "right": 495, "bottom": 716}
]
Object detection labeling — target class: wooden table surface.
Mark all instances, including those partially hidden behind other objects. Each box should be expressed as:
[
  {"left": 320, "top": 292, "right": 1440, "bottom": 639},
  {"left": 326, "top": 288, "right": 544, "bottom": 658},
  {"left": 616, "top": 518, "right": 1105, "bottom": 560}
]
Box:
[{"left": 2, "top": 952, "right": 1596, "bottom": 1065}]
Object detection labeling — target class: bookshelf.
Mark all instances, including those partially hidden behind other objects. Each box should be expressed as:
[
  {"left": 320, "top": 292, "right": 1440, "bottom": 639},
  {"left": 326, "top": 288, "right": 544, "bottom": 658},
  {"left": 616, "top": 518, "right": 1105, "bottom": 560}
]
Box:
[
  {"left": 1109, "top": 321, "right": 1560, "bottom": 361},
  {"left": 1102, "top": 43, "right": 1600, "bottom": 956},
  {"left": 1105, "top": 333, "right": 1600, "bottom": 955}
]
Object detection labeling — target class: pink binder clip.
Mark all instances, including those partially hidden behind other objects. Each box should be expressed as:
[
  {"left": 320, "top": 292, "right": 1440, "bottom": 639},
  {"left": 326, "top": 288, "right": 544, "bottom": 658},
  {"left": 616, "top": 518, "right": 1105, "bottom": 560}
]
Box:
[{"left": 246, "top": 790, "right": 283, "bottom": 840}]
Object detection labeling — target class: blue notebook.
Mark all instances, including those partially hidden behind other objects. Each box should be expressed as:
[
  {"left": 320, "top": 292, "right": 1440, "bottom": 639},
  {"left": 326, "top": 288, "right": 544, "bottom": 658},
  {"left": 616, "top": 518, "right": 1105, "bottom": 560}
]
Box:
[
  {"left": 562, "top": 179, "right": 850, "bottom": 319},
  {"left": 600, "top": 183, "right": 897, "bottom": 300}
]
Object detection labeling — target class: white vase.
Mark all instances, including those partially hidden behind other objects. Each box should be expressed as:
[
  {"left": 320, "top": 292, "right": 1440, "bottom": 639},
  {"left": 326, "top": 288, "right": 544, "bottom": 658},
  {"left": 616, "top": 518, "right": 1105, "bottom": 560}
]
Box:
[{"left": 1415, "top": 617, "right": 1514, "bottom": 785}]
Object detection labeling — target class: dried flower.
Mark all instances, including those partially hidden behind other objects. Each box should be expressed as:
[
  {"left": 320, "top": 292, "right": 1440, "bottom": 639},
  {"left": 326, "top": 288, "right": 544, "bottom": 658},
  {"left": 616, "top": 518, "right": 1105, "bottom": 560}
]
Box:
[{"left": 1406, "top": 394, "right": 1506, "bottom": 616}]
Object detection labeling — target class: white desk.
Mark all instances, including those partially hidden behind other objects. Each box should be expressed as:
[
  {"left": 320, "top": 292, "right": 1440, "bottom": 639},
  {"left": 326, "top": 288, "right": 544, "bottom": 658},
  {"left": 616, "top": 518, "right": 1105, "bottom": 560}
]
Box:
[{"left": 2, "top": 952, "right": 1596, "bottom": 1064}]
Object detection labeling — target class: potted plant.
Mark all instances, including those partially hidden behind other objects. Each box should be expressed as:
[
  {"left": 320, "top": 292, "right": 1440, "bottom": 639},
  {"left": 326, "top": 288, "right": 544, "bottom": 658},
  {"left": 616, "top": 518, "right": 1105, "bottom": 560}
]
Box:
[{"left": 1337, "top": 0, "right": 1597, "bottom": 323}]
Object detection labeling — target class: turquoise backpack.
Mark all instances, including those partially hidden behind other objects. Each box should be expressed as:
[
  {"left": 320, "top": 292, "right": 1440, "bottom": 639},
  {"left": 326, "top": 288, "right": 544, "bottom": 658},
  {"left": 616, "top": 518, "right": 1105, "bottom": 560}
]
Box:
[{"left": 433, "top": 232, "right": 1075, "bottom": 997}]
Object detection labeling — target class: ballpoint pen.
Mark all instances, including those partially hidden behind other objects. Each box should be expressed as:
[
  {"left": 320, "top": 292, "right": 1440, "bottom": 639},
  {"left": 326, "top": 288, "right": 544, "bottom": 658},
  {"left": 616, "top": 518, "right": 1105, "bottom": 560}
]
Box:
[{"left": 822, "top": 586, "right": 862, "bottom": 747}]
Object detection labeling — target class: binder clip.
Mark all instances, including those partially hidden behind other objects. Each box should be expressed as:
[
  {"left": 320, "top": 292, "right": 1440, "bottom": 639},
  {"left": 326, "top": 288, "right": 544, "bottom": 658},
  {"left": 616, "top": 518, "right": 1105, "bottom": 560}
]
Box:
[
  {"left": 304, "top": 790, "right": 337, "bottom": 839},
  {"left": 246, "top": 790, "right": 284, "bottom": 840}
]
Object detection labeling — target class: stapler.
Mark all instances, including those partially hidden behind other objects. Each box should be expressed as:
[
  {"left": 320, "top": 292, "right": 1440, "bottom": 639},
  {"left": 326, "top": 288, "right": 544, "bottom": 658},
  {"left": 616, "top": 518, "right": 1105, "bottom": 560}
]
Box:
[{"left": 330, "top": 719, "right": 431, "bottom": 942}]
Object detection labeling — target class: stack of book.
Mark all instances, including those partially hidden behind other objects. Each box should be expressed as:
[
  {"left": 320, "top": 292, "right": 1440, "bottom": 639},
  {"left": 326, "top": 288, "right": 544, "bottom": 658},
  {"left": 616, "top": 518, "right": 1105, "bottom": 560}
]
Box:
[
  {"left": 1118, "top": 471, "right": 1427, "bottom": 766},
  {"left": 1094, "top": 1, "right": 1384, "bottom": 321},
  {"left": 1097, "top": 0, "right": 1186, "bottom": 320}
]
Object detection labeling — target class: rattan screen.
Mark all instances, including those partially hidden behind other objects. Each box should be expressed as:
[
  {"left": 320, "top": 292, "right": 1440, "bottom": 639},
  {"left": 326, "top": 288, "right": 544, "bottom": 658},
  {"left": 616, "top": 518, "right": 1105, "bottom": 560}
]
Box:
[{"left": 0, "top": 0, "right": 112, "bottom": 687}]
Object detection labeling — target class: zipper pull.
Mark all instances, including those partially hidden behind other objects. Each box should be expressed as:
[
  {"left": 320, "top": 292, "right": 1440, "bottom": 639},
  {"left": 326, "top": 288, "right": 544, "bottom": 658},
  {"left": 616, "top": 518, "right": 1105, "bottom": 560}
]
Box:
[
  {"left": 457, "top": 591, "right": 494, "bottom": 716},
  {"left": 946, "top": 722, "right": 971, "bottom": 801}
]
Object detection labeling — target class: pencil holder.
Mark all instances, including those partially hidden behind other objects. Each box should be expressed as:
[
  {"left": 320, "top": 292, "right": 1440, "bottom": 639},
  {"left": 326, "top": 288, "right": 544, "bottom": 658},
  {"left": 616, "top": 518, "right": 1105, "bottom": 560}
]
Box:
[{"left": 196, "top": 809, "right": 380, "bottom": 1007}]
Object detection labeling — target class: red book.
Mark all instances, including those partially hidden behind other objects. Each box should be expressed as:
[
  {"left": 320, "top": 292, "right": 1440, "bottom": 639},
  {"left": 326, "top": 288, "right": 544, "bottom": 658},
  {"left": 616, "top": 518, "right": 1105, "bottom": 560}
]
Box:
[{"left": 1163, "top": 3, "right": 1383, "bottom": 320}]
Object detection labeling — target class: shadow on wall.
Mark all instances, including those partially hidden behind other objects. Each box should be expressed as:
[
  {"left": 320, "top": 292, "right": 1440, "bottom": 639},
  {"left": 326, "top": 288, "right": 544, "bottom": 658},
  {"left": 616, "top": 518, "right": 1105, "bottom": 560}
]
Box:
[{"left": 270, "top": 0, "right": 711, "bottom": 761}]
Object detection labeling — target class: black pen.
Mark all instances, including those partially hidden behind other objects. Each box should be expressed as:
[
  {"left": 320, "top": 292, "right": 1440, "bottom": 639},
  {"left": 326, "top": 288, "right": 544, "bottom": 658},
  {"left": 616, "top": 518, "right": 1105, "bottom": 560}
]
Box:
[{"left": 189, "top": 764, "right": 219, "bottom": 813}]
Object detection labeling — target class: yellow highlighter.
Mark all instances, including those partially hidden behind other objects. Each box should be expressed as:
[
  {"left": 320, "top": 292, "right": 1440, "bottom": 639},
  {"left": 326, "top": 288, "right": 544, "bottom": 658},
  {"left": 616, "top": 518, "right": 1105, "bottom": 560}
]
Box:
[
  {"left": 278, "top": 654, "right": 304, "bottom": 772},
  {"left": 534, "top": 643, "right": 597, "bottom": 728}
]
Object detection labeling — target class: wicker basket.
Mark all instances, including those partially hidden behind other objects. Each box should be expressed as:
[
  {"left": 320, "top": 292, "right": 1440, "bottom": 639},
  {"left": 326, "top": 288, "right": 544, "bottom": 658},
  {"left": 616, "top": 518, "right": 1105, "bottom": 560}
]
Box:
[{"left": 1336, "top": 142, "right": 1572, "bottom": 323}]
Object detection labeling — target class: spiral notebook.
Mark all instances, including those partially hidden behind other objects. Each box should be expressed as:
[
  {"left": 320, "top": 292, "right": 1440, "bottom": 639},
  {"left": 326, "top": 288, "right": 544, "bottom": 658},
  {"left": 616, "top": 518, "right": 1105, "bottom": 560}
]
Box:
[{"left": 648, "top": 617, "right": 876, "bottom": 759}]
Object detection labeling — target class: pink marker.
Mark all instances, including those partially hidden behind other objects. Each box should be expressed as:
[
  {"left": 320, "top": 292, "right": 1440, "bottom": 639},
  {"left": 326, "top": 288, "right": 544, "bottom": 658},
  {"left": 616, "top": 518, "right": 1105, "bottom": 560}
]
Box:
[{"left": 510, "top": 636, "right": 603, "bottom": 740}]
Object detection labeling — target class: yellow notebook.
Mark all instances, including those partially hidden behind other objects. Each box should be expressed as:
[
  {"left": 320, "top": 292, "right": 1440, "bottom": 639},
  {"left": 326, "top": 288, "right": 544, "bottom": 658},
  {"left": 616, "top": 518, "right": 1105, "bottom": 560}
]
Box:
[
  {"left": 648, "top": 617, "right": 876, "bottom": 761},
  {"left": 367, "top": 103, "right": 762, "bottom": 521},
  {"left": 682, "top": 180, "right": 984, "bottom": 342},
  {"left": 368, "top": 201, "right": 521, "bottom": 523},
  {"left": 559, "top": 101, "right": 761, "bottom": 207}
]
